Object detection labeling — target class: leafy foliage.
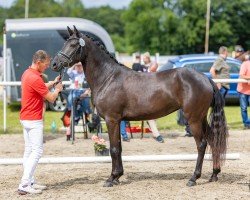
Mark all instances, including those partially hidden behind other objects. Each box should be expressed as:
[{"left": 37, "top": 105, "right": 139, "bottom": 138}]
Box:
[
  {"left": 123, "top": 0, "right": 250, "bottom": 54},
  {"left": 0, "top": 0, "right": 249, "bottom": 54}
]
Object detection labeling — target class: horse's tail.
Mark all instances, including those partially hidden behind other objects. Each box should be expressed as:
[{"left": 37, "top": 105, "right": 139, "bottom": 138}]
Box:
[{"left": 208, "top": 79, "right": 228, "bottom": 166}]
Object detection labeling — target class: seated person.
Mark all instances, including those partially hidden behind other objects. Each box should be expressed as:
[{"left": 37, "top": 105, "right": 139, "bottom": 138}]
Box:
[
  {"left": 120, "top": 121, "right": 130, "bottom": 142},
  {"left": 66, "top": 62, "right": 92, "bottom": 122}
]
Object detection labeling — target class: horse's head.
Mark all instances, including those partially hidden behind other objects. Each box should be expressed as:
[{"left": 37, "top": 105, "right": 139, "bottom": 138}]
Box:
[{"left": 51, "top": 26, "right": 86, "bottom": 72}]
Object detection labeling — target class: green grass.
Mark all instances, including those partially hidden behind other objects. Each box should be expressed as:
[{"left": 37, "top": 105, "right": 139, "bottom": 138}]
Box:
[
  {"left": 0, "top": 101, "right": 63, "bottom": 134},
  {"left": 0, "top": 101, "right": 243, "bottom": 134}
]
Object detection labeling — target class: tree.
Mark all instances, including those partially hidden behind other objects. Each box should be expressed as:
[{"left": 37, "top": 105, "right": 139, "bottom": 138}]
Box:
[
  {"left": 6, "top": 0, "right": 63, "bottom": 18},
  {"left": 123, "top": 0, "right": 250, "bottom": 54},
  {"left": 1, "top": 0, "right": 249, "bottom": 54},
  {"left": 209, "top": 0, "right": 250, "bottom": 52},
  {"left": 83, "top": 6, "right": 126, "bottom": 52}
]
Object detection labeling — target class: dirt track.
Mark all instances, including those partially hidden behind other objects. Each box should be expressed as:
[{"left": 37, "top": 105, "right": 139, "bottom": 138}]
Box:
[{"left": 0, "top": 130, "right": 249, "bottom": 200}]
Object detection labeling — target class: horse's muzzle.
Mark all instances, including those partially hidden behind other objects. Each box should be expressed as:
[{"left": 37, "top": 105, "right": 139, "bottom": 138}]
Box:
[{"left": 51, "top": 56, "right": 63, "bottom": 72}]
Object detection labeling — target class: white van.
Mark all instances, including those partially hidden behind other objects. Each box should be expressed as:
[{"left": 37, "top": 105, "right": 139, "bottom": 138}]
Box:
[{"left": 4, "top": 17, "right": 115, "bottom": 111}]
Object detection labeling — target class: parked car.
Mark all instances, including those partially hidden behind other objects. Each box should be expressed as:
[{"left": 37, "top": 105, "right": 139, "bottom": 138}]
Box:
[
  {"left": 157, "top": 54, "right": 242, "bottom": 126},
  {"left": 157, "top": 54, "right": 242, "bottom": 103}
]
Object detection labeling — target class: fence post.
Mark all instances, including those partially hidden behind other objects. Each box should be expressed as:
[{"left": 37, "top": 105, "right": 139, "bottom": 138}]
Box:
[{"left": 3, "top": 25, "right": 7, "bottom": 133}]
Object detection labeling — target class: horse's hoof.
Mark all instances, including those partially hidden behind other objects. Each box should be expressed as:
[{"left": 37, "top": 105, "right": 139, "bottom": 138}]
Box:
[
  {"left": 112, "top": 180, "right": 120, "bottom": 185},
  {"left": 209, "top": 176, "right": 218, "bottom": 182},
  {"left": 103, "top": 181, "right": 113, "bottom": 187},
  {"left": 186, "top": 180, "right": 196, "bottom": 187}
]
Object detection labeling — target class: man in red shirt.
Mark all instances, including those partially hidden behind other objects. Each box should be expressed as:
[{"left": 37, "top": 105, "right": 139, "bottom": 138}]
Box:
[
  {"left": 18, "top": 50, "right": 63, "bottom": 195},
  {"left": 237, "top": 54, "right": 250, "bottom": 129}
]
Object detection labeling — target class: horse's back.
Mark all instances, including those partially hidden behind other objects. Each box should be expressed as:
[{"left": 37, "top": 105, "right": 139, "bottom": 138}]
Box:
[{"left": 171, "top": 68, "right": 214, "bottom": 117}]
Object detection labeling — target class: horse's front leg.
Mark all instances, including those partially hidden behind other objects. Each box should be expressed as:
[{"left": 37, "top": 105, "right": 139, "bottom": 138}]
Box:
[{"left": 103, "top": 119, "right": 123, "bottom": 187}]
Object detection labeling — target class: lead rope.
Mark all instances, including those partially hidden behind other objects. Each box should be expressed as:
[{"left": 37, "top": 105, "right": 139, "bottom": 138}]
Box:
[{"left": 52, "top": 68, "right": 67, "bottom": 102}]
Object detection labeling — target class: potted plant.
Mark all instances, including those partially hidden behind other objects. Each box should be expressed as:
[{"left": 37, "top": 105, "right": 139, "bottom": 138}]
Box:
[{"left": 91, "top": 135, "right": 109, "bottom": 156}]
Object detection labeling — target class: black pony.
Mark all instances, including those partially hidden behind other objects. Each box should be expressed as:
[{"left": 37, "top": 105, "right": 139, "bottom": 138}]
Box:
[{"left": 52, "top": 26, "right": 228, "bottom": 187}]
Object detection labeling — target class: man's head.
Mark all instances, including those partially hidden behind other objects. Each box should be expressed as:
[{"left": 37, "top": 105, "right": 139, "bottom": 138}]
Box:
[
  {"left": 134, "top": 52, "right": 141, "bottom": 62},
  {"left": 235, "top": 45, "right": 244, "bottom": 53},
  {"left": 32, "top": 50, "right": 51, "bottom": 73},
  {"left": 218, "top": 46, "right": 228, "bottom": 58},
  {"left": 235, "top": 45, "right": 244, "bottom": 58},
  {"left": 74, "top": 62, "right": 83, "bottom": 73}
]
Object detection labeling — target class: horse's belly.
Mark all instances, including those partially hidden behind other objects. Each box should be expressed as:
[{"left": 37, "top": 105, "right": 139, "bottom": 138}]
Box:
[{"left": 124, "top": 101, "right": 180, "bottom": 121}]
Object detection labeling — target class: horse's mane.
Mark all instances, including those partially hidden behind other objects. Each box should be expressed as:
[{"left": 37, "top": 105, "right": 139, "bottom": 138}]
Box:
[{"left": 83, "top": 33, "right": 126, "bottom": 67}]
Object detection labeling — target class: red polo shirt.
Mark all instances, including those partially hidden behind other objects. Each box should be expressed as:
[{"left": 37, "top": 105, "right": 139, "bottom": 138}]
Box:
[{"left": 20, "top": 68, "right": 49, "bottom": 120}]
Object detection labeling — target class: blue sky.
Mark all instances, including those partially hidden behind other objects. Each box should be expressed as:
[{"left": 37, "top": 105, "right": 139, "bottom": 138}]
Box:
[{"left": 0, "top": 0, "right": 133, "bottom": 9}]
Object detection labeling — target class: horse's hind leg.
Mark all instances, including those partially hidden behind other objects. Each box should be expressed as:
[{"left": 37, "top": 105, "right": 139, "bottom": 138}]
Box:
[
  {"left": 103, "top": 119, "right": 123, "bottom": 187},
  {"left": 208, "top": 148, "right": 221, "bottom": 182},
  {"left": 187, "top": 120, "right": 207, "bottom": 187}
]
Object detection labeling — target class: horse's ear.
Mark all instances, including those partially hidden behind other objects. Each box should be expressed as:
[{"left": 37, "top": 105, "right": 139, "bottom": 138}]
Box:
[
  {"left": 73, "top": 25, "right": 80, "bottom": 37},
  {"left": 67, "top": 26, "right": 73, "bottom": 36}
]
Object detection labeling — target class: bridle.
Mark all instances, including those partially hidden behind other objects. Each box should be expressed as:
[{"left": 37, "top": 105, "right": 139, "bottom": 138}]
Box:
[
  {"left": 55, "top": 37, "right": 86, "bottom": 85},
  {"left": 57, "top": 37, "right": 86, "bottom": 68}
]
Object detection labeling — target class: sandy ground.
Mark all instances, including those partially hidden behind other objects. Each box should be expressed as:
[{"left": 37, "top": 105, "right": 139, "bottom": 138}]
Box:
[{"left": 0, "top": 129, "right": 249, "bottom": 200}]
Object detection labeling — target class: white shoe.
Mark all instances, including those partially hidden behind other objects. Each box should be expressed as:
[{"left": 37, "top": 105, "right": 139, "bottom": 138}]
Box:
[
  {"left": 18, "top": 184, "right": 42, "bottom": 195},
  {"left": 32, "top": 183, "right": 47, "bottom": 190}
]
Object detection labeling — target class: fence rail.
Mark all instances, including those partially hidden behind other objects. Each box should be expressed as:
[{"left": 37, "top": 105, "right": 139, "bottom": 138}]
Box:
[{"left": 0, "top": 79, "right": 247, "bottom": 132}]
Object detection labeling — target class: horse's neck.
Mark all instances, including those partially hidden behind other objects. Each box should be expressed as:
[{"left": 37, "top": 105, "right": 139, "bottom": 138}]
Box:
[{"left": 82, "top": 43, "right": 117, "bottom": 93}]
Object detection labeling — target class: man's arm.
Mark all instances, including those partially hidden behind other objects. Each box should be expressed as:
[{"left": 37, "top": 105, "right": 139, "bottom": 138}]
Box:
[
  {"left": 239, "top": 74, "right": 250, "bottom": 79},
  {"left": 45, "top": 81, "right": 56, "bottom": 90},
  {"left": 210, "top": 66, "right": 222, "bottom": 89},
  {"left": 44, "top": 82, "right": 63, "bottom": 103},
  {"left": 209, "top": 66, "right": 217, "bottom": 78},
  {"left": 45, "top": 75, "right": 61, "bottom": 90}
]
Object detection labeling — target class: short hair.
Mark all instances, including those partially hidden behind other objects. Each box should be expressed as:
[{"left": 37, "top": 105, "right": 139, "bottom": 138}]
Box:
[
  {"left": 134, "top": 52, "right": 141, "bottom": 59},
  {"left": 218, "top": 46, "right": 227, "bottom": 54},
  {"left": 32, "top": 50, "right": 50, "bottom": 63}
]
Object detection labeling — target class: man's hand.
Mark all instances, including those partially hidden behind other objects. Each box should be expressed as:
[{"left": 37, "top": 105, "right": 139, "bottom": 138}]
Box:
[
  {"left": 54, "top": 82, "right": 63, "bottom": 92},
  {"left": 54, "top": 75, "right": 61, "bottom": 84}
]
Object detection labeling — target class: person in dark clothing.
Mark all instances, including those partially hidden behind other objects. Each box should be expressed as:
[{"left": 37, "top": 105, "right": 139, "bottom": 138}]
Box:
[{"left": 132, "top": 53, "right": 147, "bottom": 72}]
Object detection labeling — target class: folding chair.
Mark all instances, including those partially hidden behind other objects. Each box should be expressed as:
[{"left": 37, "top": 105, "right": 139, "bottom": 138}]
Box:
[{"left": 70, "top": 97, "right": 90, "bottom": 142}]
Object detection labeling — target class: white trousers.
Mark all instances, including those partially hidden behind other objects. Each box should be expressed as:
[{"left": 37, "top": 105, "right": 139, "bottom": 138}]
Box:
[
  {"left": 20, "top": 120, "right": 44, "bottom": 186},
  {"left": 147, "top": 120, "right": 160, "bottom": 137}
]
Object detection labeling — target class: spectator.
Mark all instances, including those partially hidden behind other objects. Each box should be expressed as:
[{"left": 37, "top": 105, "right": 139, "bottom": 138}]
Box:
[
  {"left": 66, "top": 62, "right": 91, "bottom": 116},
  {"left": 234, "top": 45, "right": 245, "bottom": 62},
  {"left": 237, "top": 54, "right": 250, "bottom": 129},
  {"left": 177, "top": 110, "right": 193, "bottom": 137},
  {"left": 141, "top": 52, "right": 164, "bottom": 143},
  {"left": 120, "top": 121, "right": 130, "bottom": 142},
  {"left": 142, "top": 52, "right": 158, "bottom": 72},
  {"left": 65, "top": 62, "right": 92, "bottom": 140},
  {"left": 209, "top": 46, "right": 230, "bottom": 98},
  {"left": 18, "top": 50, "right": 63, "bottom": 195},
  {"left": 132, "top": 53, "right": 146, "bottom": 72}
]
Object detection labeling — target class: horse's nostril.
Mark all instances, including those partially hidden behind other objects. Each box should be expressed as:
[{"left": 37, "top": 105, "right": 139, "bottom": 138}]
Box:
[{"left": 53, "top": 62, "right": 57, "bottom": 67}]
